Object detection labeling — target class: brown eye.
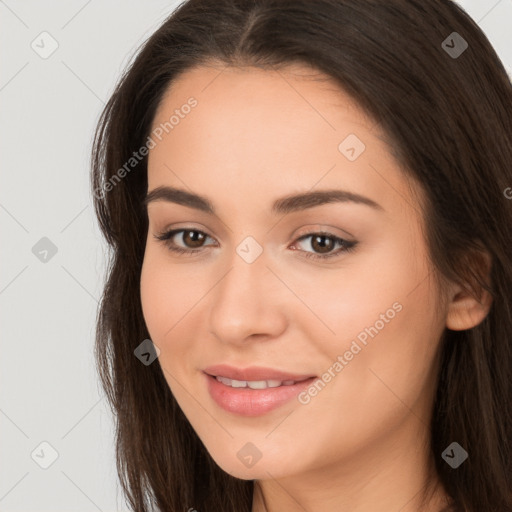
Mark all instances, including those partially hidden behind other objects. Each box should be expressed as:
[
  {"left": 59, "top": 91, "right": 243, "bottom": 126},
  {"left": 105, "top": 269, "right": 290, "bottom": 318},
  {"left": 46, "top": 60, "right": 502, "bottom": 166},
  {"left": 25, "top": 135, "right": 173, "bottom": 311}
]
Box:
[
  {"left": 153, "top": 228, "right": 216, "bottom": 255},
  {"left": 293, "top": 232, "right": 358, "bottom": 261},
  {"left": 182, "top": 230, "right": 207, "bottom": 248},
  {"left": 310, "top": 235, "right": 335, "bottom": 254}
]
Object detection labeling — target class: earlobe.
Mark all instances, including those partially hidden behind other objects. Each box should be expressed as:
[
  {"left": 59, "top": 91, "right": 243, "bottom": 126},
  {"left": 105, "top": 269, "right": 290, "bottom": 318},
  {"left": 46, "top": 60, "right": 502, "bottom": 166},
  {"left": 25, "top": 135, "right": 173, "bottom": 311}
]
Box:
[{"left": 445, "top": 250, "right": 493, "bottom": 331}]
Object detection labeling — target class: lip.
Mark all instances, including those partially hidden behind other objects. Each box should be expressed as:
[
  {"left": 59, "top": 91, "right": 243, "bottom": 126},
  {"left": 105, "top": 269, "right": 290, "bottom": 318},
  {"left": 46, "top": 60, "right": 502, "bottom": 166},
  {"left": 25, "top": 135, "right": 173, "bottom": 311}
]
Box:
[
  {"left": 203, "top": 364, "right": 315, "bottom": 382},
  {"left": 203, "top": 365, "right": 317, "bottom": 417}
]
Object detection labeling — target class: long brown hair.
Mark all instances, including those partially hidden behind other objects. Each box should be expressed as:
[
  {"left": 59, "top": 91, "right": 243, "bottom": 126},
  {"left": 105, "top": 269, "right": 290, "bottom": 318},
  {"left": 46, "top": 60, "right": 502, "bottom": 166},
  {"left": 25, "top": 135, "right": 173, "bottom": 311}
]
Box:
[{"left": 90, "top": 1, "right": 512, "bottom": 510}]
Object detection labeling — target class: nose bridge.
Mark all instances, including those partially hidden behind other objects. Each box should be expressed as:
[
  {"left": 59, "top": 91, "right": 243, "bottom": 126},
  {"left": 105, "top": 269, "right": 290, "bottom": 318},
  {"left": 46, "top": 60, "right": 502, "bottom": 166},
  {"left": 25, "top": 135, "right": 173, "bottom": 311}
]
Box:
[
  {"left": 208, "top": 242, "right": 286, "bottom": 343},
  {"left": 216, "top": 234, "right": 268, "bottom": 303}
]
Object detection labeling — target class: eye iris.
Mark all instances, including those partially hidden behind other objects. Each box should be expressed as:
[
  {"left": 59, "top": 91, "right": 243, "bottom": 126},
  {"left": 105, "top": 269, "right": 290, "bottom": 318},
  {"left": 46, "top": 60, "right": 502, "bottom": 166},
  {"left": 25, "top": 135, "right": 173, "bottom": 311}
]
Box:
[
  {"left": 184, "top": 230, "right": 205, "bottom": 248},
  {"left": 311, "top": 235, "right": 334, "bottom": 253}
]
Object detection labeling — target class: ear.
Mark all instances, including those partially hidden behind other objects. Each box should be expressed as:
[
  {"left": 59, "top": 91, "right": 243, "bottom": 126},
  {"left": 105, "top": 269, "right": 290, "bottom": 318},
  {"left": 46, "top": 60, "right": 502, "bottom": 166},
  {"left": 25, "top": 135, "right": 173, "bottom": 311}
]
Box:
[{"left": 445, "top": 249, "right": 493, "bottom": 331}]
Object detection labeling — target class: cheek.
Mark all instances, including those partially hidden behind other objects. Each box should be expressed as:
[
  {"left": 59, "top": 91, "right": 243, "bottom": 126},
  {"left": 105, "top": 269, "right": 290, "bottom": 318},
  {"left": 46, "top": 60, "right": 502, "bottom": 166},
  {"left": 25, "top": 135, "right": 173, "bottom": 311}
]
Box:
[
  {"left": 283, "top": 279, "right": 442, "bottom": 470},
  {"left": 289, "top": 234, "right": 441, "bottom": 410},
  {"left": 140, "top": 247, "right": 206, "bottom": 338},
  {"left": 275, "top": 238, "right": 421, "bottom": 348},
  {"left": 140, "top": 247, "right": 216, "bottom": 391},
  {"left": 140, "top": 250, "right": 219, "bottom": 437}
]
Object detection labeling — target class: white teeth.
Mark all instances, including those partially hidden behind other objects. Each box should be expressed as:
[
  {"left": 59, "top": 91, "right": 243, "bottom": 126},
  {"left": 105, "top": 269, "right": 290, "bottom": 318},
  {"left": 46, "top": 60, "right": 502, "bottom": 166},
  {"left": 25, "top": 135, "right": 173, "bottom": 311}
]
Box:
[
  {"left": 230, "top": 379, "right": 247, "bottom": 388},
  {"left": 215, "top": 376, "right": 298, "bottom": 388},
  {"left": 247, "top": 380, "right": 267, "bottom": 390}
]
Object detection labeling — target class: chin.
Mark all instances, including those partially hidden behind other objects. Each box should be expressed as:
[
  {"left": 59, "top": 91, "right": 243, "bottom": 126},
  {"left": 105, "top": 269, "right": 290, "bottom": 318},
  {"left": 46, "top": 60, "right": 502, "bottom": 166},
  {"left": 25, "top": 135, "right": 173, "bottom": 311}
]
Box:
[{"left": 207, "top": 449, "right": 292, "bottom": 481}]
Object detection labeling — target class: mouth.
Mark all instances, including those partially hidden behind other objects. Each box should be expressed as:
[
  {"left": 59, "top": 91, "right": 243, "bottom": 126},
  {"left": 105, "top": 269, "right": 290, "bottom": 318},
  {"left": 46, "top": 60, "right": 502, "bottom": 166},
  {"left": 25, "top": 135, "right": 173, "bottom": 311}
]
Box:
[{"left": 202, "top": 366, "right": 317, "bottom": 416}]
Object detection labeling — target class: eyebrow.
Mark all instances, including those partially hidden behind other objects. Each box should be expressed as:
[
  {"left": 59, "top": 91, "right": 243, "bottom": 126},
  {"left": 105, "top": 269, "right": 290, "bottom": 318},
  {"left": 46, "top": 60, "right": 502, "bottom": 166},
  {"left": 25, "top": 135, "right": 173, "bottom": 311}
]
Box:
[{"left": 143, "top": 185, "right": 384, "bottom": 215}]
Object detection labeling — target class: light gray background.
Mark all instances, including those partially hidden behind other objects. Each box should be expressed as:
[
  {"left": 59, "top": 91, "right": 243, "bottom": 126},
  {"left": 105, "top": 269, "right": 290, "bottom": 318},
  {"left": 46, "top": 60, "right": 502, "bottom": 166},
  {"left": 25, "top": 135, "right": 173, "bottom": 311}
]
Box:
[{"left": 1, "top": 1, "right": 511, "bottom": 510}]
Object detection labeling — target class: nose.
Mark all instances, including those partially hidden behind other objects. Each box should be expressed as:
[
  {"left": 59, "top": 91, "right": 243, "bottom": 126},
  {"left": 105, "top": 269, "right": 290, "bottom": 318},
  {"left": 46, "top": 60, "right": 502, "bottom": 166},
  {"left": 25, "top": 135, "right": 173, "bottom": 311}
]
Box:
[{"left": 208, "top": 250, "right": 288, "bottom": 345}]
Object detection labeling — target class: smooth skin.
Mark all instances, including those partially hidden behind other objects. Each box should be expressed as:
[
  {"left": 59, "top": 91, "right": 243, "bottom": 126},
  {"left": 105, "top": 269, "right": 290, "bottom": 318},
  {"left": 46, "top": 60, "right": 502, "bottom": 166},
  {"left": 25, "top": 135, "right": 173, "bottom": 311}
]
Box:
[{"left": 140, "top": 64, "right": 492, "bottom": 512}]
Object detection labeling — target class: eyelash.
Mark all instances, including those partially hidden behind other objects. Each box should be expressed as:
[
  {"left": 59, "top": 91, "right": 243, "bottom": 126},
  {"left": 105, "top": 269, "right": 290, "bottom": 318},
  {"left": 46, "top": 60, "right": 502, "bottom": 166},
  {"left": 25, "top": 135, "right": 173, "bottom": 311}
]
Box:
[{"left": 153, "top": 228, "right": 358, "bottom": 261}]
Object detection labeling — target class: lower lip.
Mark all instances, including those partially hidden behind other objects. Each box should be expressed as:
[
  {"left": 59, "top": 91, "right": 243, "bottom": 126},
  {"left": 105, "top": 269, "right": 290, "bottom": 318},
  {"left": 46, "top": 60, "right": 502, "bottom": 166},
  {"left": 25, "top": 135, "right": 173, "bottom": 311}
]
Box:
[{"left": 204, "top": 373, "right": 316, "bottom": 417}]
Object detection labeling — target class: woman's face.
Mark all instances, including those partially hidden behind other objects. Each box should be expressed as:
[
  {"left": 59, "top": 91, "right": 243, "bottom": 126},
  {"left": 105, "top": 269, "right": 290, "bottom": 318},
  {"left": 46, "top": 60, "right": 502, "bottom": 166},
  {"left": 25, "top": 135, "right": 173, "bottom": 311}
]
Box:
[{"left": 140, "top": 64, "right": 449, "bottom": 480}]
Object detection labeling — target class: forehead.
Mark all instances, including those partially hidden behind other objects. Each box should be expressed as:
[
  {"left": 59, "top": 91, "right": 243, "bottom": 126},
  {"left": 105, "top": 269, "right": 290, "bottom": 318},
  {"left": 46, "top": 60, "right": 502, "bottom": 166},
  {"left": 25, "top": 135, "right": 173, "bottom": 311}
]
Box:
[
  {"left": 146, "top": 64, "right": 419, "bottom": 217},
  {"left": 151, "top": 63, "right": 374, "bottom": 138}
]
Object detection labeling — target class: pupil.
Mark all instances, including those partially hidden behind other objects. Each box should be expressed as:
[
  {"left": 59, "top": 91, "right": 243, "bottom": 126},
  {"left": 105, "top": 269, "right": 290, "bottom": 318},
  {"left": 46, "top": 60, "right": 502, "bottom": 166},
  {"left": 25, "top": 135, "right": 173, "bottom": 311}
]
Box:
[
  {"left": 185, "top": 231, "right": 204, "bottom": 247},
  {"left": 312, "top": 235, "right": 333, "bottom": 254}
]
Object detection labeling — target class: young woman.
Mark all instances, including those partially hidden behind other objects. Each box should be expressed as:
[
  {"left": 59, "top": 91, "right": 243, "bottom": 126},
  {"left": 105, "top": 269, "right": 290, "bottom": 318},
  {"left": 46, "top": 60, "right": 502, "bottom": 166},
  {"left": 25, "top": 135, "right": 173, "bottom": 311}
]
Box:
[{"left": 90, "top": 1, "right": 512, "bottom": 510}]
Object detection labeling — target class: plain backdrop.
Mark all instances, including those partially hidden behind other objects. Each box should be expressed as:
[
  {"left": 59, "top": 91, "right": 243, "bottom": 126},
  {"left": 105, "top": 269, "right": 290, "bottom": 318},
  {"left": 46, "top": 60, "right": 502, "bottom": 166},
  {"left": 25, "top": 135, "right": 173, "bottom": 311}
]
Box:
[{"left": 1, "top": 1, "right": 511, "bottom": 510}]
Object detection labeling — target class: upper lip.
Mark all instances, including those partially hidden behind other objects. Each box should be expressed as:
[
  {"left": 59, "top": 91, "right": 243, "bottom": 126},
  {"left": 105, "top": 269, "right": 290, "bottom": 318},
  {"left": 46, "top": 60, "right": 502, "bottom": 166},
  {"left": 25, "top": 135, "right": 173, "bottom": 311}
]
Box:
[{"left": 203, "top": 364, "right": 316, "bottom": 382}]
